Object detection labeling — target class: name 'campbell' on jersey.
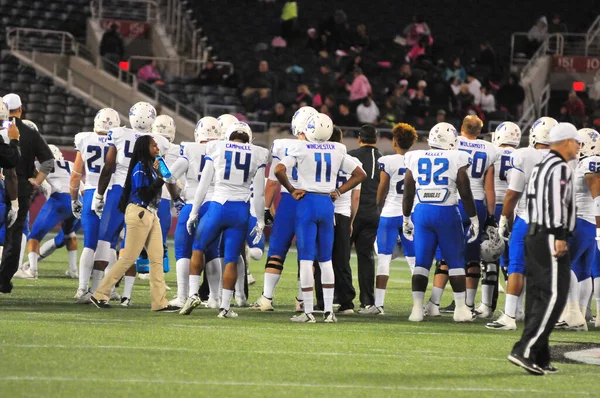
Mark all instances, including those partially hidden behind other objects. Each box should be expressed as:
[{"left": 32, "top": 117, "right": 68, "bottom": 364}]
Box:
[
  {"left": 575, "top": 155, "right": 600, "bottom": 224},
  {"left": 379, "top": 154, "right": 407, "bottom": 217},
  {"left": 456, "top": 136, "right": 497, "bottom": 200},
  {"left": 269, "top": 138, "right": 303, "bottom": 193},
  {"left": 282, "top": 141, "right": 357, "bottom": 193},
  {"left": 206, "top": 140, "right": 269, "bottom": 203},
  {"left": 493, "top": 146, "right": 515, "bottom": 205},
  {"left": 178, "top": 141, "right": 212, "bottom": 203},
  {"left": 405, "top": 149, "right": 471, "bottom": 206},
  {"left": 74, "top": 132, "right": 111, "bottom": 190},
  {"left": 107, "top": 126, "right": 143, "bottom": 187}
]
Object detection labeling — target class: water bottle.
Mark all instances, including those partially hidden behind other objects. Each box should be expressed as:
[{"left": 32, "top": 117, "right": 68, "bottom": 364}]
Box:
[{"left": 156, "top": 156, "right": 172, "bottom": 179}]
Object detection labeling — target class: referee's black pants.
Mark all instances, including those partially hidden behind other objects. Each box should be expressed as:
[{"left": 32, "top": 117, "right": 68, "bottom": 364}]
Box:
[
  {"left": 511, "top": 232, "right": 570, "bottom": 366},
  {"left": 0, "top": 196, "right": 31, "bottom": 293},
  {"left": 314, "top": 213, "right": 356, "bottom": 309},
  {"left": 351, "top": 213, "right": 378, "bottom": 307}
]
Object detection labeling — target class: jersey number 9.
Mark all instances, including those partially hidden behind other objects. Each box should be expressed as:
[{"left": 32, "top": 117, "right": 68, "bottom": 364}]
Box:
[{"left": 417, "top": 158, "right": 449, "bottom": 185}]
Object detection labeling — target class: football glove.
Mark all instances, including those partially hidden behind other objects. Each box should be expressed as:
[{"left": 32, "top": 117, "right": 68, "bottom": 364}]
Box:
[
  {"left": 402, "top": 215, "right": 414, "bottom": 241},
  {"left": 6, "top": 200, "right": 18, "bottom": 228},
  {"left": 264, "top": 208, "right": 274, "bottom": 226},
  {"left": 71, "top": 199, "right": 83, "bottom": 219},
  {"left": 92, "top": 192, "right": 105, "bottom": 218},
  {"left": 173, "top": 197, "right": 185, "bottom": 216},
  {"left": 467, "top": 216, "right": 479, "bottom": 243},
  {"left": 186, "top": 213, "right": 198, "bottom": 235}
]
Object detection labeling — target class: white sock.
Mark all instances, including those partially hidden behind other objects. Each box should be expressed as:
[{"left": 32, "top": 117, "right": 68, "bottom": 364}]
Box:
[
  {"left": 122, "top": 275, "right": 135, "bottom": 299},
  {"left": 0, "top": 246, "right": 3, "bottom": 259},
  {"left": 302, "top": 289, "right": 314, "bottom": 314},
  {"left": 568, "top": 270, "right": 579, "bottom": 304},
  {"left": 28, "top": 252, "right": 39, "bottom": 273},
  {"left": 517, "top": 290, "right": 525, "bottom": 315},
  {"left": 39, "top": 239, "right": 57, "bottom": 260},
  {"left": 67, "top": 250, "right": 78, "bottom": 272},
  {"left": 18, "top": 234, "right": 26, "bottom": 268},
  {"left": 481, "top": 285, "right": 493, "bottom": 306},
  {"left": 262, "top": 272, "right": 281, "bottom": 299},
  {"left": 375, "top": 288, "right": 386, "bottom": 307},
  {"left": 406, "top": 256, "right": 416, "bottom": 274},
  {"left": 453, "top": 291, "right": 466, "bottom": 307},
  {"left": 175, "top": 259, "right": 190, "bottom": 300},
  {"left": 78, "top": 248, "right": 95, "bottom": 291},
  {"left": 412, "top": 291, "right": 425, "bottom": 309},
  {"left": 91, "top": 269, "right": 104, "bottom": 293},
  {"left": 297, "top": 279, "right": 303, "bottom": 300},
  {"left": 579, "top": 278, "right": 593, "bottom": 312},
  {"left": 221, "top": 288, "right": 233, "bottom": 311},
  {"left": 594, "top": 277, "right": 600, "bottom": 303},
  {"left": 205, "top": 258, "right": 221, "bottom": 300},
  {"left": 505, "top": 294, "right": 518, "bottom": 318},
  {"left": 323, "top": 287, "right": 334, "bottom": 313},
  {"left": 429, "top": 286, "right": 444, "bottom": 305},
  {"left": 466, "top": 288, "right": 476, "bottom": 307},
  {"left": 235, "top": 255, "right": 246, "bottom": 297},
  {"left": 189, "top": 274, "right": 201, "bottom": 297}
]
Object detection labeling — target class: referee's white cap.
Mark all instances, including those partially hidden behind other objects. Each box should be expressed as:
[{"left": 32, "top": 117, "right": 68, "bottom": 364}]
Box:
[
  {"left": 3, "top": 93, "right": 22, "bottom": 111},
  {"left": 549, "top": 122, "right": 583, "bottom": 143}
]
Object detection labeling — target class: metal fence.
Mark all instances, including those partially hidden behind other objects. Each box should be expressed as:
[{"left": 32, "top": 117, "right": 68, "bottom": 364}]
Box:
[
  {"left": 90, "top": 0, "right": 160, "bottom": 23},
  {"left": 6, "top": 28, "right": 78, "bottom": 55}
]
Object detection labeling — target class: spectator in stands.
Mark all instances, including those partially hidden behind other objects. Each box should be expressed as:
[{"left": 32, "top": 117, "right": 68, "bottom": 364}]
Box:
[
  {"left": 242, "top": 60, "right": 278, "bottom": 100},
  {"left": 320, "top": 9, "right": 351, "bottom": 51},
  {"left": 307, "top": 28, "right": 332, "bottom": 55},
  {"left": 295, "top": 84, "right": 313, "bottom": 106},
  {"left": 357, "top": 96, "right": 379, "bottom": 124},
  {"left": 136, "top": 61, "right": 164, "bottom": 86},
  {"left": 477, "top": 86, "right": 496, "bottom": 114},
  {"left": 255, "top": 89, "right": 274, "bottom": 121},
  {"left": 280, "top": 1, "right": 298, "bottom": 42},
  {"left": 436, "top": 109, "right": 447, "bottom": 123},
  {"left": 406, "top": 35, "right": 429, "bottom": 63},
  {"left": 393, "top": 81, "right": 412, "bottom": 113},
  {"left": 336, "top": 102, "right": 359, "bottom": 127},
  {"left": 270, "top": 103, "right": 288, "bottom": 123},
  {"left": 319, "top": 104, "right": 332, "bottom": 118},
  {"left": 427, "top": 70, "right": 456, "bottom": 111},
  {"left": 197, "top": 60, "right": 222, "bottom": 86},
  {"left": 397, "top": 64, "right": 416, "bottom": 89},
  {"left": 409, "top": 82, "right": 430, "bottom": 117},
  {"left": 527, "top": 16, "right": 548, "bottom": 55},
  {"left": 315, "top": 64, "right": 336, "bottom": 97},
  {"left": 444, "top": 57, "right": 467, "bottom": 84},
  {"left": 378, "top": 96, "right": 403, "bottom": 127},
  {"left": 347, "top": 67, "right": 372, "bottom": 110},
  {"left": 403, "top": 15, "right": 432, "bottom": 47},
  {"left": 558, "top": 105, "right": 575, "bottom": 124},
  {"left": 466, "top": 72, "right": 482, "bottom": 103},
  {"left": 564, "top": 90, "right": 586, "bottom": 118},
  {"left": 352, "top": 23, "right": 370, "bottom": 52},
  {"left": 450, "top": 76, "right": 461, "bottom": 96},
  {"left": 478, "top": 41, "right": 499, "bottom": 79},
  {"left": 496, "top": 73, "right": 525, "bottom": 118},
  {"left": 100, "top": 24, "right": 124, "bottom": 72},
  {"left": 323, "top": 95, "right": 336, "bottom": 112},
  {"left": 456, "top": 84, "right": 475, "bottom": 115},
  {"left": 548, "top": 13, "right": 568, "bottom": 35}
]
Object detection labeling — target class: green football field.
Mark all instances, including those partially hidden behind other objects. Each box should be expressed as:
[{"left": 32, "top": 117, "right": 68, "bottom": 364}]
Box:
[{"left": 1, "top": 246, "right": 599, "bottom": 397}]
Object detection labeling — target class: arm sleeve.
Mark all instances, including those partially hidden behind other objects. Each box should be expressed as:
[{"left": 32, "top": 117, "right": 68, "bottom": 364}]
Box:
[
  {"left": 190, "top": 160, "right": 215, "bottom": 215},
  {"left": 38, "top": 159, "right": 54, "bottom": 174}
]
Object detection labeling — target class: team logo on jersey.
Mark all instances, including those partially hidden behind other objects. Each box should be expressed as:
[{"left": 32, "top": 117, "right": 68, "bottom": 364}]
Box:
[{"left": 588, "top": 131, "right": 598, "bottom": 142}]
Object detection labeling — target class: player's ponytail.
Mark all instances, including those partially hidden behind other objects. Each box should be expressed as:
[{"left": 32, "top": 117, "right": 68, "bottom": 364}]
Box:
[{"left": 119, "top": 135, "right": 157, "bottom": 213}]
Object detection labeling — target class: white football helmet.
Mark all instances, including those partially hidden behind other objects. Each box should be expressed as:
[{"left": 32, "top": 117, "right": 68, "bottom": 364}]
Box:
[
  {"left": 291, "top": 106, "right": 318, "bottom": 136},
  {"left": 94, "top": 108, "right": 120, "bottom": 134},
  {"left": 304, "top": 113, "right": 333, "bottom": 143},
  {"left": 529, "top": 116, "right": 557, "bottom": 147},
  {"left": 493, "top": 122, "right": 521, "bottom": 147},
  {"left": 577, "top": 128, "right": 600, "bottom": 158},
  {"left": 428, "top": 122, "right": 458, "bottom": 150},
  {"left": 48, "top": 144, "right": 64, "bottom": 160},
  {"left": 0, "top": 101, "right": 8, "bottom": 120},
  {"left": 194, "top": 116, "right": 221, "bottom": 143},
  {"left": 217, "top": 114, "right": 239, "bottom": 139},
  {"left": 22, "top": 119, "right": 38, "bottom": 132},
  {"left": 129, "top": 101, "right": 157, "bottom": 133},
  {"left": 225, "top": 122, "right": 252, "bottom": 142},
  {"left": 480, "top": 228, "right": 505, "bottom": 262},
  {"left": 152, "top": 115, "right": 176, "bottom": 142}
]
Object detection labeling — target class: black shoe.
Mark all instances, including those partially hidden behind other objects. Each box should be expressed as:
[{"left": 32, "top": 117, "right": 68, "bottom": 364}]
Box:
[
  {"left": 507, "top": 353, "right": 544, "bottom": 375},
  {"left": 440, "top": 300, "right": 456, "bottom": 313},
  {"left": 540, "top": 364, "right": 558, "bottom": 374},
  {"left": 90, "top": 295, "right": 111, "bottom": 309},
  {"left": 154, "top": 305, "right": 180, "bottom": 312}
]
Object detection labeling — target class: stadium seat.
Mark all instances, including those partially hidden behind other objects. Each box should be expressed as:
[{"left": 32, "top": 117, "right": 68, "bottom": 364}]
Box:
[
  {"left": 26, "top": 103, "right": 46, "bottom": 113},
  {"left": 47, "top": 95, "right": 67, "bottom": 106},
  {"left": 44, "top": 114, "right": 64, "bottom": 124},
  {"left": 46, "top": 104, "right": 64, "bottom": 114}
]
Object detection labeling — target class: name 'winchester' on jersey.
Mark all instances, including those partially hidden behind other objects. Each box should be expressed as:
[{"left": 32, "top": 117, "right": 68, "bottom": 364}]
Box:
[
  {"left": 269, "top": 138, "right": 303, "bottom": 193},
  {"left": 74, "top": 132, "right": 111, "bottom": 190},
  {"left": 575, "top": 155, "right": 600, "bottom": 224},
  {"left": 405, "top": 149, "right": 471, "bottom": 206},
  {"left": 379, "top": 154, "right": 407, "bottom": 217},
  {"left": 107, "top": 126, "right": 143, "bottom": 187},
  {"left": 206, "top": 140, "right": 269, "bottom": 203},
  {"left": 456, "top": 136, "right": 497, "bottom": 200},
  {"left": 179, "top": 141, "right": 211, "bottom": 203}
]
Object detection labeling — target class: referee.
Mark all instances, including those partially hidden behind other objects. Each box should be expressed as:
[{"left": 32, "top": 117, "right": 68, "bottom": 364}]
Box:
[
  {"left": 349, "top": 125, "right": 381, "bottom": 308},
  {"left": 508, "top": 123, "right": 580, "bottom": 376}
]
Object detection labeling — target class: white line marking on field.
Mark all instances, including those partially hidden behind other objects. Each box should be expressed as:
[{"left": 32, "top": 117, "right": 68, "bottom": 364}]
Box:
[{"left": 0, "top": 376, "right": 591, "bottom": 394}]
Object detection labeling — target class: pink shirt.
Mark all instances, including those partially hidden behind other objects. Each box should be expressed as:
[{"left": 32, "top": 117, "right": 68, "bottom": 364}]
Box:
[
  {"left": 137, "top": 64, "right": 161, "bottom": 81},
  {"left": 349, "top": 74, "right": 371, "bottom": 101}
]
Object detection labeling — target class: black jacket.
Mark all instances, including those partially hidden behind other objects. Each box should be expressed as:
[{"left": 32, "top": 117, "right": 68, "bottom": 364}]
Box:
[
  {"left": 13, "top": 117, "right": 53, "bottom": 198},
  {"left": 348, "top": 145, "right": 381, "bottom": 214},
  {"left": 0, "top": 132, "right": 20, "bottom": 169}
]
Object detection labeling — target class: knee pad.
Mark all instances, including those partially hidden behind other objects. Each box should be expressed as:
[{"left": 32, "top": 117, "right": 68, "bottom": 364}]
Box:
[
  {"left": 320, "top": 261, "right": 334, "bottom": 284},
  {"left": 434, "top": 265, "right": 449, "bottom": 276},
  {"left": 466, "top": 262, "right": 481, "bottom": 279},
  {"left": 248, "top": 247, "right": 263, "bottom": 261},
  {"left": 377, "top": 254, "right": 391, "bottom": 277},
  {"left": 449, "top": 268, "right": 466, "bottom": 277},
  {"left": 265, "top": 256, "right": 283, "bottom": 271}
]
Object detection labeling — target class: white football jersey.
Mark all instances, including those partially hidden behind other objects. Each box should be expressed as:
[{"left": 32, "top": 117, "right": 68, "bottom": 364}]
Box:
[
  {"left": 179, "top": 142, "right": 214, "bottom": 203},
  {"left": 153, "top": 134, "right": 180, "bottom": 200},
  {"left": 493, "top": 146, "right": 516, "bottom": 205},
  {"left": 74, "top": 132, "right": 111, "bottom": 190},
  {"left": 456, "top": 137, "right": 497, "bottom": 200},
  {"left": 334, "top": 156, "right": 361, "bottom": 217},
  {"left": 268, "top": 138, "right": 303, "bottom": 193},
  {"left": 575, "top": 156, "right": 600, "bottom": 224},
  {"left": 36, "top": 159, "right": 74, "bottom": 194},
  {"left": 107, "top": 127, "right": 143, "bottom": 187},
  {"left": 281, "top": 141, "right": 359, "bottom": 194},
  {"left": 379, "top": 154, "right": 408, "bottom": 217},
  {"left": 508, "top": 147, "right": 548, "bottom": 222},
  {"left": 207, "top": 141, "right": 269, "bottom": 203},
  {"left": 405, "top": 149, "right": 471, "bottom": 206}
]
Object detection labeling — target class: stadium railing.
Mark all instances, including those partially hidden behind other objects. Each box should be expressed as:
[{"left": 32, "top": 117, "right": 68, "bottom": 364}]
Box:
[
  {"left": 127, "top": 55, "right": 234, "bottom": 78},
  {"left": 90, "top": 0, "right": 160, "bottom": 23}
]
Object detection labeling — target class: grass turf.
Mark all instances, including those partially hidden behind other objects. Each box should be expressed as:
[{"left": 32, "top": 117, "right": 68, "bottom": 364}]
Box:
[{"left": 1, "top": 247, "right": 599, "bottom": 397}]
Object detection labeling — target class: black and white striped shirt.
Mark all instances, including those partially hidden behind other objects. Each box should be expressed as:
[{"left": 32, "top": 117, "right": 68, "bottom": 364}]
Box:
[{"left": 526, "top": 150, "right": 576, "bottom": 240}]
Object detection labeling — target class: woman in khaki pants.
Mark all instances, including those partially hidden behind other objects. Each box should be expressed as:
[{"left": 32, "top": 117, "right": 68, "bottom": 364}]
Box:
[{"left": 91, "top": 135, "right": 177, "bottom": 312}]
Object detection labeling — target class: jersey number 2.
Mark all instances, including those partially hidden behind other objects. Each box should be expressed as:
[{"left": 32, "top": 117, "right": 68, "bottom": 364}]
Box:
[
  {"left": 417, "top": 158, "right": 449, "bottom": 185},
  {"left": 86, "top": 145, "right": 109, "bottom": 173}
]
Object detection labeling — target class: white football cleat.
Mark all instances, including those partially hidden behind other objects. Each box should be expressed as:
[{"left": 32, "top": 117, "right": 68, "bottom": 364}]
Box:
[
  {"left": 74, "top": 289, "right": 92, "bottom": 304},
  {"left": 408, "top": 304, "right": 424, "bottom": 322},
  {"left": 138, "top": 273, "right": 150, "bottom": 280},
  {"left": 109, "top": 289, "right": 121, "bottom": 301},
  {"left": 453, "top": 305, "right": 474, "bottom": 323},
  {"left": 358, "top": 305, "right": 385, "bottom": 315},
  {"left": 120, "top": 297, "right": 131, "bottom": 307},
  {"left": 168, "top": 296, "right": 186, "bottom": 309},
  {"left": 556, "top": 302, "right": 587, "bottom": 331},
  {"left": 13, "top": 268, "right": 37, "bottom": 280},
  {"left": 179, "top": 294, "right": 201, "bottom": 315},
  {"left": 323, "top": 312, "right": 337, "bottom": 323},
  {"left": 234, "top": 294, "right": 248, "bottom": 307},
  {"left": 290, "top": 313, "right": 316, "bottom": 323},
  {"left": 424, "top": 300, "right": 440, "bottom": 317},
  {"left": 295, "top": 297, "right": 304, "bottom": 313},
  {"left": 250, "top": 295, "right": 274, "bottom": 311},
  {"left": 217, "top": 309, "right": 238, "bottom": 318},
  {"left": 485, "top": 312, "right": 517, "bottom": 330},
  {"left": 206, "top": 298, "right": 220, "bottom": 309},
  {"left": 65, "top": 269, "right": 78, "bottom": 279},
  {"left": 475, "top": 303, "right": 494, "bottom": 319},
  {"left": 247, "top": 273, "right": 256, "bottom": 285}
]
